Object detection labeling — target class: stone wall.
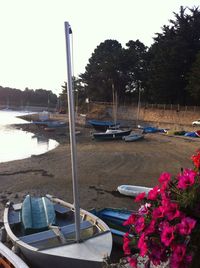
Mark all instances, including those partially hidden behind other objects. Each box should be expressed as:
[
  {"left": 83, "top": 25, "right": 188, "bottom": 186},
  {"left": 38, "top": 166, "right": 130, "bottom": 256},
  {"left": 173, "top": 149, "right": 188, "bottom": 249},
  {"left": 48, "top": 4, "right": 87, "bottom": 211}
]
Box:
[{"left": 106, "top": 105, "right": 200, "bottom": 126}]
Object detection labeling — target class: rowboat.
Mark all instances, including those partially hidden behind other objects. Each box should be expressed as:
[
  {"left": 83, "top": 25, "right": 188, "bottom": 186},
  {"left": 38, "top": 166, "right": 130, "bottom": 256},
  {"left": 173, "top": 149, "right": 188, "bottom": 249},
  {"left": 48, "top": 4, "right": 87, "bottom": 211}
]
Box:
[
  {"left": 0, "top": 241, "right": 29, "bottom": 268},
  {"left": 93, "top": 128, "right": 132, "bottom": 141},
  {"left": 117, "top": 185, "right": 152, "bottom": 197},
  {"left": 90, "top": 208, "right": 135, "bottom": 246},
  {"left": 4, "top": 195, "right": 112, "bottom": 268},
  {"left": 88, "top": 119, "right": 120, "bottom": 131},
  {"left": 122, "top": 133, "right": 144, "bottom": 142}
]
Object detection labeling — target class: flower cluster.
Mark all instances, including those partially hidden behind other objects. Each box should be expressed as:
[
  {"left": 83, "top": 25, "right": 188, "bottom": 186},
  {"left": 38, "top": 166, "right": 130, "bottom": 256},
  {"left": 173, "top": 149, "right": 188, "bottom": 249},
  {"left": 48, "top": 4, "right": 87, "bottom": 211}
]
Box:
[{"left": 123, "top": 150, "right": 200, "bottom": 268}]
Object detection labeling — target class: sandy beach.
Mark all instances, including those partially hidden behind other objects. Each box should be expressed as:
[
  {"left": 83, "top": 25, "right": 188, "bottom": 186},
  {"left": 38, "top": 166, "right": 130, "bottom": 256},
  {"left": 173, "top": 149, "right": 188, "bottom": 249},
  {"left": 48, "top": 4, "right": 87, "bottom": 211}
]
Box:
[{"left": 0, "top": 119, "right": 200, "bottom": 223}]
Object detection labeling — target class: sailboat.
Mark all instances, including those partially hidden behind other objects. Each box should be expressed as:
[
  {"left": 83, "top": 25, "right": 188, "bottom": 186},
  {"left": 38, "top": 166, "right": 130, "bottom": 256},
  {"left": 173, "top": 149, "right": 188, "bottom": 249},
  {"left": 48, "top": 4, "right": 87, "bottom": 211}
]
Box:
[
  {"left": 92, "top": 84, "right": 132, "bottom": 140},
  {"left": 3, "top": 22, "right": 112, "bottom": 268},
  {"left": 88, "top": 83, "right": 120, "bottom": 132}
]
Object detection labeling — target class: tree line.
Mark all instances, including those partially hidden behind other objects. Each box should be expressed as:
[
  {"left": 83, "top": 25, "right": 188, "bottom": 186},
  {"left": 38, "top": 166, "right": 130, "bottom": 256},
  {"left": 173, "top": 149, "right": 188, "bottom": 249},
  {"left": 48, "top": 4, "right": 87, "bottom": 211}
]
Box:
[
  {"left": 67, "top": 6, "right": 200, "bottom": 108},
  {"left": 0, "top": 86, "right": 57, "bottom": 108}
]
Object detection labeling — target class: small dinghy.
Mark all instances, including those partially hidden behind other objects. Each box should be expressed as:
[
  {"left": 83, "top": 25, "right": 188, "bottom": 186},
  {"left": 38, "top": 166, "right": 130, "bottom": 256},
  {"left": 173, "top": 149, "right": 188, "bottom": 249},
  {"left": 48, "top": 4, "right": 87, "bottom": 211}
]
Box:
[
  {"left": 117, "top": 185, "right": 152, "bottom": 197},
  {"left": 88, "top": 120, "right": 120, "bottom": 131},
  {"left": 123, "top": 133, "right": 144, "bottom": 142}
]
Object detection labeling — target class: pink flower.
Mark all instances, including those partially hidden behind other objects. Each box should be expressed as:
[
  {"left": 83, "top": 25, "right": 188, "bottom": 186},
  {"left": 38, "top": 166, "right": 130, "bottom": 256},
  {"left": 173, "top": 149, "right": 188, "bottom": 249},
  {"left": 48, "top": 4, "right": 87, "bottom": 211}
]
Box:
[
  {"left": 177, "top": 169, "right": 196, "bottom": 189},
  {"left": 145, "top": 219, "right": 156, "bottom": 235},
  {"left": 138, "top": 203, "right": 151, "bottom": 215},
  {"left": 127, "top": 256, "right": 137, "bottom": 267},
  {"left": 176, "top": 217, "right": 196, "bottom": 235},
  {"left": 135, "top": 217, "right": 145, "bottom": 233},
  {"left": 165, "top": 202, "right": 181, "bottom": 221},
  {"left": 138, "top": 233, "right": 148, "bottom": 256},
  {"left": 148, "top": 185, "right": 160, "bottom": 200},
  {"left": 172, "top": 244, "right": 186, "bottom": 261},
  {"left": 149, "top": 244, "right": 166, "bottom": 266},
  {"left": 161, "top": 225, "right": 174, "bottom": 246},
  {"left": 123, "top": 214, "right": 137, "bottom": 226},
  {"left": 123, "top": 233, "right": 131, "bottom": 255},
  {"left": 152, "top": 206, "right": 165, "bottom": 218},
  {"left": 159, "top": 172, "right": 171, "bottom": 190},
  {"left": 134, "top": 192, "right": 146, "bottom": 202}
]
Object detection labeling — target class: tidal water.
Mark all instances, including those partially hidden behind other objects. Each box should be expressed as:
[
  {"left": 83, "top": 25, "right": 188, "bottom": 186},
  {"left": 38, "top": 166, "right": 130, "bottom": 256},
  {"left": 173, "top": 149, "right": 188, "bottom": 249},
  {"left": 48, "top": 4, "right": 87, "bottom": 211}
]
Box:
[{"left": 0, "top": 110, "right": 59, "bottom": 163}]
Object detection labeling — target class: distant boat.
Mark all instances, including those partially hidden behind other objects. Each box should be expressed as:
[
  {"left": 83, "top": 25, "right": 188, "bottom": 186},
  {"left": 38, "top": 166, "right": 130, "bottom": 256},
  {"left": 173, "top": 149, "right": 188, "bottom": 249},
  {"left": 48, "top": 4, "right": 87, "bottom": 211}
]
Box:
[
  {"left": 4, "top": 195, "right": 112, "bottom": 268},
  {"left": 117, "top": 185, "right": 152, "bottom": 197},
  {"left": 90, "top": 207, "right": 135, "bottom": 246},
  {"left": 184, "top": 131, "right": 198, "bottom": 137},
  {"left": 0, "top": 241, "right": 29, "bottom": 268},
  {"left": 195, "top": 130, "right": 200, "bottom": 137},
  {"left": 88, "top": 119, "right": 120, "bottom": 131},
  {"left": 93, "top": 128, "right": 132, "bottom": 141},
  {"left": 32, "top": 120, "right": 66, "bottom": 128},
  {"left": 122, "top": 133, "right": 144, "bottom": 142}
]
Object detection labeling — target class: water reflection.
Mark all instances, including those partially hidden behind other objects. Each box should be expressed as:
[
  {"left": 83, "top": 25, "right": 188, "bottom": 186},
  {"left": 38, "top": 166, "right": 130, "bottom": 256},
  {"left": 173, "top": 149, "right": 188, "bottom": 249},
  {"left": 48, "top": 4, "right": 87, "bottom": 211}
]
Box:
[{"left": 0, "top": 110, "right": 59, "bottom": 163}]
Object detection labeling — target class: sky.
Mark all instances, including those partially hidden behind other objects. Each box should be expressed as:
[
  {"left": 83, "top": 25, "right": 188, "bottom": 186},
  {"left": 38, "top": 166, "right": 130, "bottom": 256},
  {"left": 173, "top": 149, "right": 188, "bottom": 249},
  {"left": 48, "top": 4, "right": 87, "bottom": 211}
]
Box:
[{"left": 0, "top": 0, "right": 199, "bottom": 95}]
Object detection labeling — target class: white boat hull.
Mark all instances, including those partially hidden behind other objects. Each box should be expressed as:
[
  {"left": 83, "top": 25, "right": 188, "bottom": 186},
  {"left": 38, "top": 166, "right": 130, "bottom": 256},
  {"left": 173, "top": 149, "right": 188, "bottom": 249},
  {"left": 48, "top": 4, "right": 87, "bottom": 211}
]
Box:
[
  {"left": 117, "top": 185, "right": 152, "bottom": 197},
  {"left": 0, "top": 241, "right": 29, "bottom": 268}
]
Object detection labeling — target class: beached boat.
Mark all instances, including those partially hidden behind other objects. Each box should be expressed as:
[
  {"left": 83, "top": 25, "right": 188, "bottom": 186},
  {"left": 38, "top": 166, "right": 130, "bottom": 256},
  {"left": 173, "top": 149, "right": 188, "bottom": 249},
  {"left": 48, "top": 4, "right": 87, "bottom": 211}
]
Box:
[
  {"left": 90, "top": 207, "right": 135, "bottom": 246},
  {"left": 195, "top": 130, "right": 200, "bottom": 137},
  {"left": 4, "top": 195, "right": 112, "bottom": 268},
  {"left": 3, "top": 22, "right": 112, "bottom": 268},
  {"left": 88, "top": 119, "right": 120, "bottom": 131},
  {"left": 122, "top": 133, "right": 144, "bottom": 142},
  {"left": 0, "top": 241, "right": 29, "bottom": 268},
  {"left": 32, "top": 120, "right": 66, "bottom": 128},
  {"left": 93, "top": 128, "right": 132, "bottom": 141},
  {"left": 117, "top": 185, "right": 152, "bottom": 197}
]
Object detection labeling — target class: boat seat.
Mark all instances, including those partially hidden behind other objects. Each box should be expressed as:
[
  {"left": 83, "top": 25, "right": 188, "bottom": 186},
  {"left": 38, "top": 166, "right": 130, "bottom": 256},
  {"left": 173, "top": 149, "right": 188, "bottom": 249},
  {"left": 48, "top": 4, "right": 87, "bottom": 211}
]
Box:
[
  {"left": 61, "top": 220, "right": 93, "bottom": 236},
  {"left": 20, "top": 229, "right": 57, "bottom": 244},
  {"left": 54, "top": 204, "right": 71, "bottom": 215},
  {"left": 19, "top": 221, "right": 93, "bottom": 245}
]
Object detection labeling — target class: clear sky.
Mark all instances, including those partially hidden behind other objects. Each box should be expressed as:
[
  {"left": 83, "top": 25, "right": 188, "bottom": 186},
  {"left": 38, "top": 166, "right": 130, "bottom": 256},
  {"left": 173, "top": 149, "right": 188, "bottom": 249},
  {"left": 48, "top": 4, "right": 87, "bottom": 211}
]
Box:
[{"left": 0, "top": 0, "right": 199, "bottom": 95}]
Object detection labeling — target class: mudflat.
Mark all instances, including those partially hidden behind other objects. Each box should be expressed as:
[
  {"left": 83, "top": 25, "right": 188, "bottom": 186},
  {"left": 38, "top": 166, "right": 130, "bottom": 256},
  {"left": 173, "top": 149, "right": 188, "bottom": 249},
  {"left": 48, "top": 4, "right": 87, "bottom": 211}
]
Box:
[{"left": 0, "top": 121, "right": 200, "bottom": 222}]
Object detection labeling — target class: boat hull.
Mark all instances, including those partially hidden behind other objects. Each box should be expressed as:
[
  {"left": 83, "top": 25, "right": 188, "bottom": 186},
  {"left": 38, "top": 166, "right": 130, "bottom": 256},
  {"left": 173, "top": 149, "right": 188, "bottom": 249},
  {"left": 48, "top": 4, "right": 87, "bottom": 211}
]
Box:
[
  {"left": 123, "top": 134, "right": 144, "bottom": 142},
  {"left": 88, "top": 120, "right": 120, "bottom": 132},
  {"left": 15, "top": 237, "right": 109, "bottom": 268},
  {"left": 0, "top": 241, "right": 29, "bottom": 268},
  {"left": 93, "top": 129, "right": 132, "bottom": 141},
  {"left": 90, "top": 208, "right": 135, "bottom": 246},
  {"left": 117, "top": 185, "right": 152, "bottom": 197},
  {"left": 4, "top": 195, "right": 112, "bottom": 268}
]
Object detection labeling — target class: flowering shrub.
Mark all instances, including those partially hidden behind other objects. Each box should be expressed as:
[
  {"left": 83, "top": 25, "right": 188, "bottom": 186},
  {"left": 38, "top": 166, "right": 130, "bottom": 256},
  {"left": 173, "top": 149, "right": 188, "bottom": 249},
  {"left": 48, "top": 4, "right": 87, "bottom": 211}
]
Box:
[{"left": 123, "top": 150, "right": 200, "bottom": 268}]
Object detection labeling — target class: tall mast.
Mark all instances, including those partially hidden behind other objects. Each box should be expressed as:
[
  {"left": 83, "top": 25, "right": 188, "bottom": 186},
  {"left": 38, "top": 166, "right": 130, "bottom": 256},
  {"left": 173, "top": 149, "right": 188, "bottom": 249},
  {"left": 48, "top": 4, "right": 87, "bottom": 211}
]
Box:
[{"left": 64, "top": 21, "right": 80, "bottom": 242}]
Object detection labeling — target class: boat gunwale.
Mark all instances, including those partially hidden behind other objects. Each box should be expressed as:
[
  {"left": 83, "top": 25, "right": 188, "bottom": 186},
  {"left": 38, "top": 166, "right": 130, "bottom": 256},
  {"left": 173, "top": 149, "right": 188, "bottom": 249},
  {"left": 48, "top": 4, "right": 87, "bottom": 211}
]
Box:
[{"left": 4, "top": 196, "right": 112, "bottom": 252}]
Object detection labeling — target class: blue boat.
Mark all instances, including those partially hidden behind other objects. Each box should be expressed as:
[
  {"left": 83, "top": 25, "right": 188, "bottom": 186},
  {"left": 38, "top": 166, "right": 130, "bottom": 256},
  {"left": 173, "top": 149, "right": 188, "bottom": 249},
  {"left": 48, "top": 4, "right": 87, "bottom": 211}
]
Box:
[
  {"left": 88, "top": 119, "right": 120, "bottom": 131},
  {"left": 90, "top": 207, "right": 136, "bottom": 245}
]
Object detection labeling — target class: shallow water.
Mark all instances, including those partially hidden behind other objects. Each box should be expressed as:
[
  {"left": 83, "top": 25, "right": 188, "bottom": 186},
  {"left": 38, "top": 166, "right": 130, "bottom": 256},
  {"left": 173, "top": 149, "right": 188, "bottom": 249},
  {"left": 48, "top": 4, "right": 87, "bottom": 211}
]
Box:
[{"left": 0, "top": 110, "right": 59, "bottom": 163}]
